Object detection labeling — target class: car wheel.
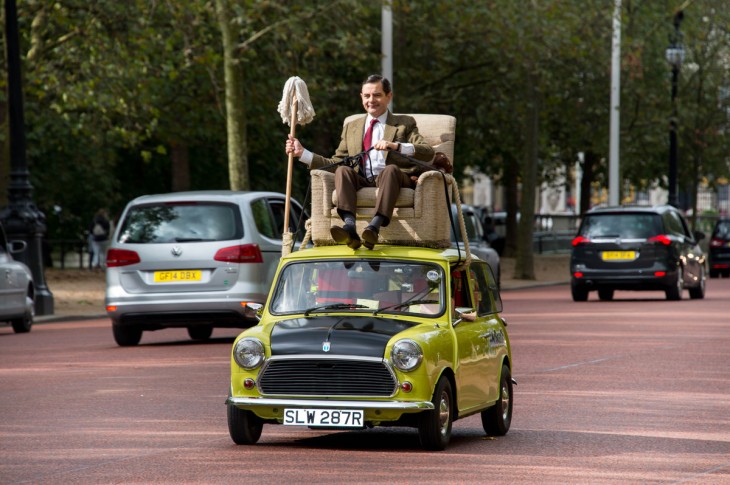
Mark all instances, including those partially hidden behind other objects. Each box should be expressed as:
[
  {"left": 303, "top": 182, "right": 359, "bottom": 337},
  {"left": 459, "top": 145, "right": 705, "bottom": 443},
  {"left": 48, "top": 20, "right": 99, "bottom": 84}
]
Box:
[
  {"left": 665, "top": 265, "right": 684, "bottom": 301},
  {"left": 481, "top": 364, "right": 513, "bottom": 436},
  {"left": 688, "top": 266, "right": 706, "bottom": 300},
  {"left": 11, "top": 295, "right": 34, "bottom": 333},
  {"left": 112, "top": 324, "right": 142, "bottom": 346},
  {"left": 227, "top": 400, "right": 263, "bottom": 445},
  {"left": 598, "top": 289, "right": 614, "bottom": 301},
  {"left": 187, "top": 325, "right": 213, "bottom": 341},
  {"left": 571, "top": 281, "right": 588, "bottom": 302},
  {"left": 418, "top": 375, "right": 453, "bottom": 450},
  {"left": 709, "top": 268, "right": 718, "bottom": 278}
]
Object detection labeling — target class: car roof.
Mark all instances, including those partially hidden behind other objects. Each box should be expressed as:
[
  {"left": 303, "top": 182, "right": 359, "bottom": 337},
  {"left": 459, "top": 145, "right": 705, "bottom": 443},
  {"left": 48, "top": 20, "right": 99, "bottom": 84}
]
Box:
[
  {"left": 585, "top": 204, "right": 678, "bottom": 215},
  {"left": 126, "top": 190, "right": 288, "bottom": 205},
  {"left": 283, "top": 244, "right": 479, "bottom": 265}
]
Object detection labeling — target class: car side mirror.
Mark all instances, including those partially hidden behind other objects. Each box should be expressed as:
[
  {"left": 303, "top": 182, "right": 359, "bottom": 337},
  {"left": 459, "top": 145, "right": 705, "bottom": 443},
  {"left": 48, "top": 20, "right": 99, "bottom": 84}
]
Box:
[{"left": 693, "top": 231, "right": 705, "bottom": 242}]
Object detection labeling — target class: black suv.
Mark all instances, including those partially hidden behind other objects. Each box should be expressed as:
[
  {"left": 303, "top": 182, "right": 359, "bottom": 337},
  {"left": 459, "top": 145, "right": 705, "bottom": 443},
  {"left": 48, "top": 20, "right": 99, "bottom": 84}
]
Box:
[
  {"left": 709, "top": 218, "right": 730, "bottom": 278},
  {"left": 570, "top": 205, "right": 706, "bottom": 301}
]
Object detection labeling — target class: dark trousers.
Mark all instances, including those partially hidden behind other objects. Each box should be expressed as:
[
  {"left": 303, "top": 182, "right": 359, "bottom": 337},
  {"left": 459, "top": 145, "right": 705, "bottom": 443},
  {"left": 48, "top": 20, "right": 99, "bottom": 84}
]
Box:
[{"left": 334, "top": 165, "right": 414, "bottom": 226}]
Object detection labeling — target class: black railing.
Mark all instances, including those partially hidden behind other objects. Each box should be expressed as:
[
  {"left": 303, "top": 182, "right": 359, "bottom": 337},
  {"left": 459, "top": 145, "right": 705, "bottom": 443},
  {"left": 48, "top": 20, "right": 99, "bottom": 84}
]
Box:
[{"left": 47, "top": 238, "right": 92, "bottom": 269}]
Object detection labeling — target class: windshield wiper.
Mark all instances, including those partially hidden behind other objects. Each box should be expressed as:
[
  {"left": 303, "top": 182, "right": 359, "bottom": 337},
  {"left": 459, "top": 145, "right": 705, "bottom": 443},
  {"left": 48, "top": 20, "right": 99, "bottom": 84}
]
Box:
[
  {"left": 373, "top": 299, "right": 439, "bottom": 316},
  {"left": 304, "top": 303, "right": 369, "bottom": 316}
]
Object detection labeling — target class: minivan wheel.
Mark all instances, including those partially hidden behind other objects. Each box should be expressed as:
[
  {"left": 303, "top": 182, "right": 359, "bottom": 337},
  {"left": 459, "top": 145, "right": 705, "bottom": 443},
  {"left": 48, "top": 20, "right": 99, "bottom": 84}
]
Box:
[
  {"left": 188, "top": 325, "right": 213, "bottom": 341},
  {"left": 571, "top": 281, "right": 589, "bottom": 302},
  {"left": 688, "top": 266, "right": 705, "bottom": 300},
  {"left": 598, "top": 289, "right": 614, "bottom": 301},
  {"left": 665, "top": 266, "right": 684, "bottom": 301},
  {"left": 112, "top": 324, "right": 142, "bottom": 346}
]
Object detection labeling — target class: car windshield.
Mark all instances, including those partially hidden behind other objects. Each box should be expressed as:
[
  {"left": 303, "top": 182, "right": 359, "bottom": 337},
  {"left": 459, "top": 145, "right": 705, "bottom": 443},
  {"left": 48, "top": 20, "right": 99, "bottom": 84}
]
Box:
[
  {"left": 270, "top": 260, "right": 445, "bottom": 317},
  {"left": 451, "top": 210, "right": 479, "bottom": 243},
  {"left": 117, "top": 202, "right": 242, "bottom": 243},
  {"left": 714, "top": 221, "right": 730, "bottom": 239},
  {"left": 579, "top": 213, "right": 662, "bottom": 239}
]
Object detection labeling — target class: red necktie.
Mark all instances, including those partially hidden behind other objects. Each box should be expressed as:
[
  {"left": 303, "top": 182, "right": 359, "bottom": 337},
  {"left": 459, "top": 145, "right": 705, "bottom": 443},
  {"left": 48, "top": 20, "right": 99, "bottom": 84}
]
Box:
[{"left": 362, "top": 118, "right": 379, "bottom": 172}]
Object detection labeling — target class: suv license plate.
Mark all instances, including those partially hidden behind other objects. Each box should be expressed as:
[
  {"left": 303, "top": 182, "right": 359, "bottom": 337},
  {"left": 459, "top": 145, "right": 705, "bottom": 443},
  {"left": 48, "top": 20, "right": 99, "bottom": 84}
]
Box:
[
  {"left": 283, "top": 408, "right": 364, "bottom": 428},
  {"left": 153, "top": 270, "right": 202, "bottom": 283},
  {"left": 601, "top": 251, "right": 636, "bottom": 261}
]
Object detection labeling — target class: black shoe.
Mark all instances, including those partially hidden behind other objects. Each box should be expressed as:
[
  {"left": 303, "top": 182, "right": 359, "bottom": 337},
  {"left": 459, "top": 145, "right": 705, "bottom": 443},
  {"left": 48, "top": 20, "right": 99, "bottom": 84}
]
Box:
[
  {"left": 330, "top": 224, "right": 361, "bottom": 250},
  {"left": 361, "top": 225, "right": 379, "bottom": 250}
]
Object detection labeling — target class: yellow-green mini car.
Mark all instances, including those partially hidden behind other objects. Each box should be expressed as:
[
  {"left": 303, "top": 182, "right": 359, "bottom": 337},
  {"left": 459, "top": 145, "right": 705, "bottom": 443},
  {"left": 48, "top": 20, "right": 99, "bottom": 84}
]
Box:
[{"left": 227, "top": 245, "right": 512, "bottom": 450}]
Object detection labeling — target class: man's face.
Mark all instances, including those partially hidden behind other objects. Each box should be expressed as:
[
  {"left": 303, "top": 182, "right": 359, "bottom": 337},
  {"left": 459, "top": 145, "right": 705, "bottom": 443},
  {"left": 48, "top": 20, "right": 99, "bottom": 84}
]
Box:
[{"left": 361, "top": 81, "right": 392, "bottom": 118}]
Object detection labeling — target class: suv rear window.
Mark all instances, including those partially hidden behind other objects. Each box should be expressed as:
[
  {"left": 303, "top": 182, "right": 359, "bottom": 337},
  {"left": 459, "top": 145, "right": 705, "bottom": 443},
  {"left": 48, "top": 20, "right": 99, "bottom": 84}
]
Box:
[
  {"left": 117, "top": 203, "right": 242, "bottom": 243},
  {"left": 579, "top": 213, "right": 662, "bottom": 239}
]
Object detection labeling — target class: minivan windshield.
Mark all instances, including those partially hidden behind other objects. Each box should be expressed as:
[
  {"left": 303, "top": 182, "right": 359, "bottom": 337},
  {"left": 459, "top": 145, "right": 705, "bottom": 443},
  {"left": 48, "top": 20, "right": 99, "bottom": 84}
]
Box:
[
  {"left": 117, "top": 203, "right": 242, "bottom": 243},
  {"left": 579, "top": 213, "right": 662, "bottom": 239}
]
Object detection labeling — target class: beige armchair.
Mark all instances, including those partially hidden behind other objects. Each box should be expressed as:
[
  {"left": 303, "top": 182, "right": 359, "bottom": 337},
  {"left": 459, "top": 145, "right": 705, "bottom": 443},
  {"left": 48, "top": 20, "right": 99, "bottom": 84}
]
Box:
[{"left": 309, "top": 114, "right": 457, "bottom": 248}]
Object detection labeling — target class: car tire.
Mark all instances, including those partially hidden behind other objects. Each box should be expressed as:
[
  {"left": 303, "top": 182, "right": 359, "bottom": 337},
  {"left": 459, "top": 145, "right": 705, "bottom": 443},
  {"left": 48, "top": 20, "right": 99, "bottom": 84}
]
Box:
[
  {"left": 688, "top": 266, "right": 706, "bottom": 300},
  {"left": 709, "top": 268, "right": 718, "bottom": 278},
  {"left": 112, "top": 324, "right": 142, "bottom": 346},
  {"left": 571, "top": 281, "right": 589, "bottom": 302},
  {"left": 227, "top": 401, "right": 263, "bottom": 445},
  {"left": 481, "top": 364, "right": 513, "bottom": 436},
  {"left": 11, "top": 294, "right": 34, "bottom": 333},
  {"left": 418, "top": 375, "right": 453, "bottom": 450},
  {"left": 665, "top": 266, "right": 684, "bottom": 301},
  {"left": 598, "top": 289, "right": 614, "bottom": 301},
  {"left": 187, "top": 325, "right": 213, "bottom": 341}
]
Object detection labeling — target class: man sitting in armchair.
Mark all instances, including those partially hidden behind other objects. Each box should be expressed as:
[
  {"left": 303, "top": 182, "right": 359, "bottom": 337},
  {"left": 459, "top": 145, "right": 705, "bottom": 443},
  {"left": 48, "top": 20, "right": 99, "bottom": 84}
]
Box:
[{"left": 285, "top": 74, "right": 450, "bottom": 249}]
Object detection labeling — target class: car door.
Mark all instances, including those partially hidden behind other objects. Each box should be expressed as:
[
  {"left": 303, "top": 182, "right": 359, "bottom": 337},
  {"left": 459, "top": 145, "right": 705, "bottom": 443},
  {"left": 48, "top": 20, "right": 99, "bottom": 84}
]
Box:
[
  {"left": 666, "top": 210, "right": 703, "bottom": 283},
  {"left": 452, "top": 263, "right": 502, "bottom": 413},
  {"left": 0, "top": 231, "right": 25, "bottom": 317}
]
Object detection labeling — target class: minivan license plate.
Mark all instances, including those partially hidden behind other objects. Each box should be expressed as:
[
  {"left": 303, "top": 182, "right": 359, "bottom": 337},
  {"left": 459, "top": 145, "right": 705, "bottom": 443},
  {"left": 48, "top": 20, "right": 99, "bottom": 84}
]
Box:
[
  {"left": 283, "top": 408, "right": 364, "bottom": 428},
  {"left": 601, "top": 251, "right": 636, "bottom": 261},
  {"left": 153, "top": 270, "right": 202, "bottom": 283}
]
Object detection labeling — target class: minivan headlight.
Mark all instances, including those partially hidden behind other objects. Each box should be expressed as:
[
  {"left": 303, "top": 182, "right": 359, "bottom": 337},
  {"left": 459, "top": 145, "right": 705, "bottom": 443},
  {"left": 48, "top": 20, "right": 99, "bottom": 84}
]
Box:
[
  {"left": 390, "top": 339, "right": 423, "bottom": 372},
  {"left": 233, "top": 338, "right": 265, "bottom": 369}
]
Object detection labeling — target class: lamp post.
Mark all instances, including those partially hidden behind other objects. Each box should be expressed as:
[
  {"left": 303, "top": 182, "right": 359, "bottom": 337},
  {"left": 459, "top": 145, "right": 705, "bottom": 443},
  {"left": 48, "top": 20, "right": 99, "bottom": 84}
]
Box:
[
  {"left": 1, "top": 0, "right": 54, "bottom": 315},
  {"left": 665, "top": 10, "right": 685, "bottom": 208}
]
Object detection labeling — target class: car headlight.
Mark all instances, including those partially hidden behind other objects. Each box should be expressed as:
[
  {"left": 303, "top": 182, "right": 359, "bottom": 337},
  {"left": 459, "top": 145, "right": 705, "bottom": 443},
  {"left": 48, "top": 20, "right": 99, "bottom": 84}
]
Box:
[
  {"left": 390, "top": 339, "right": 423, "bottom": 372},
  {"left": 233, "top": 338, "right": 265, "bottom": 370}
]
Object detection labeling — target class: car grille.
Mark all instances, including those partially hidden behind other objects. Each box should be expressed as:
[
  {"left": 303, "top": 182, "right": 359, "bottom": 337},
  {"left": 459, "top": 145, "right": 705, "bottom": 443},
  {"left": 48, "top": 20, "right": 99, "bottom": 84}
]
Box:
[{"left": 258, "top": 358, "right": 397, "bottom": 397}]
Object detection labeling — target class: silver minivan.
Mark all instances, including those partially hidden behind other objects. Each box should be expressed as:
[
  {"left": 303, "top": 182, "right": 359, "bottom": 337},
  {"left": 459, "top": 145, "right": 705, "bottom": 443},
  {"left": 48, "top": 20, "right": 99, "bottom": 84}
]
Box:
[{"left": 105, "top": 191, "right": 307, "bottom": 346}]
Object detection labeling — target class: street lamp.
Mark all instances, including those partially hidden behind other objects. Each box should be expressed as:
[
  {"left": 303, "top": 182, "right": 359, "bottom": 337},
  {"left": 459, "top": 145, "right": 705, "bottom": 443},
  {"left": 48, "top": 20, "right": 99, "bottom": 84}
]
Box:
[{"left": 665, "top": 10, "right": 685, "bottom": 208}]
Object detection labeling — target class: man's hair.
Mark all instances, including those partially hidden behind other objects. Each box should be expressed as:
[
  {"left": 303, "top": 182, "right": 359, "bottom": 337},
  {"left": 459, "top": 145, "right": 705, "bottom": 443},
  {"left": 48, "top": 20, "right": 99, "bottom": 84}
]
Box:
[{"left": 363, "top": 74, "right": 391, "bottom": 95}]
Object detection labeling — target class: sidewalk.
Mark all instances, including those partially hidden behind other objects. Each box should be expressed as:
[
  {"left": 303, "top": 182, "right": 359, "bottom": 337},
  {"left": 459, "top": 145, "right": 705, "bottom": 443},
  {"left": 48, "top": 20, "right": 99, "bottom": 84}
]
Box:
[{"left": 37, "top": 253, "right": 571, "bottom": 323}]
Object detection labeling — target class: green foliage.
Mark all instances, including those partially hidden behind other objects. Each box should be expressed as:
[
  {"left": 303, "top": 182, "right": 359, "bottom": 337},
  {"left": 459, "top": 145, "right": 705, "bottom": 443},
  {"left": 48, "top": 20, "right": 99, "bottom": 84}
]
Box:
[{"left": 2, "top": 0, "right": 728, "bottom": 242}]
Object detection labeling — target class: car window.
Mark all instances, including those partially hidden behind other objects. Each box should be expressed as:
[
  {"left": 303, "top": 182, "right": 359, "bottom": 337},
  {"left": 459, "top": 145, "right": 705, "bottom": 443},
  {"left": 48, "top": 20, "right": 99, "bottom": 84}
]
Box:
[
  {"left": 451, "top": 210, "right": 480, "bottom": 243},
  {"left": 663, "top": 211, "right": 686, "bottom": 237},
  {"left": 579, "top": 214, "right": 661, "bottom": 239},
  {"left": 117, "top": 203, "right": 241, "bottom": 243},
  {"left": 714, "top": 221, "right": 730, "bottom": 238},
  {"left": 251, "top": 198, "right": 278, "bottom": 239},
  {"left": 268, "top": 199, "right": 307, "bottom": 243},
  {"left": 467, "top": 262, "right": 502, "bottom": 315},
  {"left": 270, "top": 259, "right": 445, "bottom": 317}
]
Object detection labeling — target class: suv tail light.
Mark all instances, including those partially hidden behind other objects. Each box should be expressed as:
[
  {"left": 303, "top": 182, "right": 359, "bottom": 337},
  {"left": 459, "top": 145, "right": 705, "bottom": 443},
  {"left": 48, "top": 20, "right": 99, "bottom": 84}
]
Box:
[
  {"left": 710, "top": 238, "right": 725, "bottom": 247},
  {"left": 107, "top": 248, "right": 141, "bottom": 267},
  {"left": 214, "top": 244, "right": 263, "bottom": 263},
  {"left": 648, "top": 235, "right": 671, "bottom": 246},
  {"left": 571, "top": 236, "right": 590, "bottom": 246}
]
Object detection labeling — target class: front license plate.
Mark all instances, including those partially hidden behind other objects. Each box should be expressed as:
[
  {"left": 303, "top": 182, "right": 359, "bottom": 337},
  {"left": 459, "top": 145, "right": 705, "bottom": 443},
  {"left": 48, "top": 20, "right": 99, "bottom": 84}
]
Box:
[
  {"left": 283, "top": 408, "right": 364, "bottom": 428},
  {"left": 153, "top": 270, "right": 202, "bottom": 283},
  {"left": 601, "top": 251, "right": 636, "bottom": 261}
]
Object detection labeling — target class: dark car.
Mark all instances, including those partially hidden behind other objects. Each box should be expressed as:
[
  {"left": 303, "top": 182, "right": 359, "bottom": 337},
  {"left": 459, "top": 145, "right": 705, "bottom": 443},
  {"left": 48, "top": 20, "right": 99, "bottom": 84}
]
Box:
[
  {"left": 709, "top": 218, "right": 730, "bottom": 278},
  {"left": 570, "top": 205, "right": 706, "bottom": 301}
]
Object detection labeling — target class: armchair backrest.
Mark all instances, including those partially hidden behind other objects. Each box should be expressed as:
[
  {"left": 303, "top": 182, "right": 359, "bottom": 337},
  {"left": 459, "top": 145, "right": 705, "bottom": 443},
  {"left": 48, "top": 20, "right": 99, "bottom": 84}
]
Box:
[{"left": 343, "top": 113, "right": 456, "bottom": 163}]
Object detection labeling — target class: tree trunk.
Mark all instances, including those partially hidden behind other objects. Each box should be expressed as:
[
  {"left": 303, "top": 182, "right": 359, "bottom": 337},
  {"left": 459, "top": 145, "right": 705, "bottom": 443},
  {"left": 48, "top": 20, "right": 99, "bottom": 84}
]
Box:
[
  {"left": 171, "top": 142, "right": 190, "bottom": 192},
  {"left": 214, "top": 0, "right": 248, "bottom": 191},
  {"left": 580, "top": 151, "right": 597, "bottom": 215},
  {"left": 503, "top": 154, "right": 519, "bottom": 258},
  {"left": 514, "top": 77, "right": 538, "bottom": 280}
]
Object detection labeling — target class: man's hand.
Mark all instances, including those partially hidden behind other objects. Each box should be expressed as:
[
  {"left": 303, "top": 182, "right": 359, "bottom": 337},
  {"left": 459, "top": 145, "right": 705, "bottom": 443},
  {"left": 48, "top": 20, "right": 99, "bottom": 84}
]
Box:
[
  {"left": 286, "top": 134, "right": 304, "bottom": 158},
  {"left": 432, "top": 152, "right": 453, "bottom": 174}
]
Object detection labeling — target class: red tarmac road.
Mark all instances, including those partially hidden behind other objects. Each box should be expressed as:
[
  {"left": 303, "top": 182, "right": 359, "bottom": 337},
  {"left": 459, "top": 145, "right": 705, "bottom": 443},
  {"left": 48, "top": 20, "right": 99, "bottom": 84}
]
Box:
[{"left": 1, "top": 281, "right": 729, "bottom": 484}]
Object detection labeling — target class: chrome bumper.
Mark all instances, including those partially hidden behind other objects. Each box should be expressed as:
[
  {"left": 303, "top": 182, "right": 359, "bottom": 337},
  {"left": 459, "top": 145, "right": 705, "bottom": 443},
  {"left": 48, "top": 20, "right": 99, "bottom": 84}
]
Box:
[{"left": 226, "top": 396, "right": 434, "bottom": 411}]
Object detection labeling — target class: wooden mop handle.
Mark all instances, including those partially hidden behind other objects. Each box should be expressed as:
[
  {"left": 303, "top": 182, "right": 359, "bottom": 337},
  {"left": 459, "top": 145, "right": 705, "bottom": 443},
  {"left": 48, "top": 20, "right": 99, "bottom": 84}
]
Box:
[{"left": 283, "top": 94, "right": 298, "bottom": 235}]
